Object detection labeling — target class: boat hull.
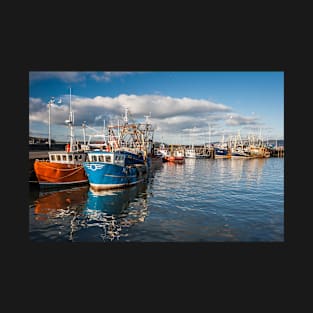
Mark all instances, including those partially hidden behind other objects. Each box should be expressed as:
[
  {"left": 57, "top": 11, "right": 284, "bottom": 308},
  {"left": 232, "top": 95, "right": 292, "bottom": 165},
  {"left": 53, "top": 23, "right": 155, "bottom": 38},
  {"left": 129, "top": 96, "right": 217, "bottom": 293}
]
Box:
[
  {"left": 231, "top": 151, "right": 253, "bottom": 158},
  {"left": 214, "top": 148, "right": 231, "bottom": 159},
  {"left": 164, "top": 156, "right": 185, "bottom": 163},
  {"left": 83, "top": 162, "right": 147, "bottom": 191},
  {"left": 33, "top": 160, "right": 88, "bottom": 188}
]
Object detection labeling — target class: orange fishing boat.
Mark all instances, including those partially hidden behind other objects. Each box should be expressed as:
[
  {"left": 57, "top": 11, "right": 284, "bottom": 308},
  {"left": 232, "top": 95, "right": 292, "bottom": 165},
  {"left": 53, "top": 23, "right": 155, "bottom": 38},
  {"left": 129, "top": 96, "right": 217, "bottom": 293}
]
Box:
[
  {"left": 164, "top": 146, "right": 185, "bottom": 163},
  {"left": 165, "top": 155, "right": 185, "bottom": 163},
  {"left": 33, "top": 88, "right": 89, "bottom": 189},
  {"left": 33, "top": 150, "right": 88, "bottom": 188}
]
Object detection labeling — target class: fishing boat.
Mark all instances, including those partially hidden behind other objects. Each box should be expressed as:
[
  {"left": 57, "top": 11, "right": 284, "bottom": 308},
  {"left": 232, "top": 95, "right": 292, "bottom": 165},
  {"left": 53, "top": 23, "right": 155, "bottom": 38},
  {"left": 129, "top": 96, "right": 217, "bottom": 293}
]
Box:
[
  {"left": 214, "top": 145, "right": 231, "bottom": 158},
  {"left": 33, "top": 88, "right": 88, "bottom": 188},
  {"left": 164, "top": 146, "right": 185, "bottom": 163},
  {"left": 229, "top": 131, "right": 253, "bottom": 159},
  {"left": 231, "top": 147, "right": 253, "bottom": 158},
  {"left": 83, "top": 150, "right": 147, "bottom": 191},
  {"left": 185, "top": 144, "right": 210, "bottom": 159},
  {"left": 184, "top": 145, "right": 197, "bottom": 158},
  {"left": 249, "top": 145, "right": 271, "bottom": 158},
  {"left": 156, "top": 143, "right": 170, "bottom": 162},
  {"left": 83, "top": 108, "right": 150, "bottom": 191},
  {"left": 213, "top": 135, "right": 231, "bottom": 159}
]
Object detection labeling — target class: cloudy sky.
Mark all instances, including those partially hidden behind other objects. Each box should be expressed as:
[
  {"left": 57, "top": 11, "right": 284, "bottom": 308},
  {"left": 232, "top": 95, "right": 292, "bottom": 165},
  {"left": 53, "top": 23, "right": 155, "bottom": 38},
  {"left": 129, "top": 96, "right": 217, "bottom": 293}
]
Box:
[{"left": 29, "top": 71, "right": 284, "bottom": 144}]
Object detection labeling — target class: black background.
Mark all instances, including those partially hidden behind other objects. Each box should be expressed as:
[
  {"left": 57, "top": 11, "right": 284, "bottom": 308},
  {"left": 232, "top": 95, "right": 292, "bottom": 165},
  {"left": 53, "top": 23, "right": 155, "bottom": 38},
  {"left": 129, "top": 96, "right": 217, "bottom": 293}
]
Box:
[{"left": 5, "top": 3, "right": 306, "bottom": 310}]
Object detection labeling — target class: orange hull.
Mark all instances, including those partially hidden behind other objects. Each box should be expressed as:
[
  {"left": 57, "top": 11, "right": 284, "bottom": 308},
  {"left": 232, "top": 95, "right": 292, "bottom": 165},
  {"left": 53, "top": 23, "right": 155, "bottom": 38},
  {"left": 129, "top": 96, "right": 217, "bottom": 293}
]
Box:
[
  {"left": 165, "top": 156, "right": 185, "bottom": 163},
  {"left": 34, "top": 160, "right": 88, "bottom": 186}
]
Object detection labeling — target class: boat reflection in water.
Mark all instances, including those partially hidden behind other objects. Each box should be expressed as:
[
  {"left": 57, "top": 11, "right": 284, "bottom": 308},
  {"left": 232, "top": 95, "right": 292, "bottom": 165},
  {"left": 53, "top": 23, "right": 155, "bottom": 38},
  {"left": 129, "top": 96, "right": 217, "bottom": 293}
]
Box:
[
  {"left": 33, "top": 185, "right": 89, "bottom": 221},
  {"left": 80, "top": 182, "right": 148, "bottom": 241},
  {"left": 30, "top": 180, "right": 148, "bottom": 242},
  {"left": 29, "top": 185, "right": 89, "bottom": 242}
]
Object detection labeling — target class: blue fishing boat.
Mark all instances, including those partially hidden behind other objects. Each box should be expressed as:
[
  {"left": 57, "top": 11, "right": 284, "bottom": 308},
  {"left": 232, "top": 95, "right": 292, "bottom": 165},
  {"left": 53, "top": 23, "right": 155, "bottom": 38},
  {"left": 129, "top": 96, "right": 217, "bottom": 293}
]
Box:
[
  {"left": 214, "top": 146, "right": 231, "bottom": 158},
  {"left": 83, "top": 150, "right": 147, "bottom": 191},
  {"left": 213, "top": 135, "right": 231, "bottom": 159},
  {"left": 83, "top": 107, "right": 154, "bottom": 191}
]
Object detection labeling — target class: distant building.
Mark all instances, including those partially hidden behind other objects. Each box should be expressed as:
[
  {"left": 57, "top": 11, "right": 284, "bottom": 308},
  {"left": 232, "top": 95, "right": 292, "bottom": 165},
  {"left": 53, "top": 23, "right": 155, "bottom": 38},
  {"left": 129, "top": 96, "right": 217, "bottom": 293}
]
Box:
[{"left": 29, "top": 136, "right": 55, "bottom": 144}]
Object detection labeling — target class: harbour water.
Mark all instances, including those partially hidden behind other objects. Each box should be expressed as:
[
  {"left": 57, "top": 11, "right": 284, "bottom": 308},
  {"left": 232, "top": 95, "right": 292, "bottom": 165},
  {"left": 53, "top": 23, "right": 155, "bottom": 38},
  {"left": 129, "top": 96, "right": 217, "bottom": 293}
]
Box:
[{"left": 29, "top": 157, "right": 284, "bottom": 242}]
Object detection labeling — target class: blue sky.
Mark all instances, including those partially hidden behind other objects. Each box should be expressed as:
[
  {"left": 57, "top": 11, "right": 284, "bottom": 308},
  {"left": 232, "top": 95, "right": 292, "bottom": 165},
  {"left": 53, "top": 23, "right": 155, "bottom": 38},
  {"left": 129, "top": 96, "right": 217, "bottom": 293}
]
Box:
[{"left": 29, "top": 71, "right": 284, "bottom": 144}]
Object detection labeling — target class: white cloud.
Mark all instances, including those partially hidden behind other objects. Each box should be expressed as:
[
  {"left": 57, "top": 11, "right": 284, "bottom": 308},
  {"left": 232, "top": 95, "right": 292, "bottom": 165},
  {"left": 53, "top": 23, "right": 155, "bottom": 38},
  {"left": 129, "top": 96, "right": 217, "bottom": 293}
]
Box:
[
  {"left": 225, "top": 113, "right": 260, "bottom": 126},
  {"left": 29, "top": 93, "right": 265, "bottom": 143},
  {"left": 89, "top": 72, "right": 132, "bottom": 81}
]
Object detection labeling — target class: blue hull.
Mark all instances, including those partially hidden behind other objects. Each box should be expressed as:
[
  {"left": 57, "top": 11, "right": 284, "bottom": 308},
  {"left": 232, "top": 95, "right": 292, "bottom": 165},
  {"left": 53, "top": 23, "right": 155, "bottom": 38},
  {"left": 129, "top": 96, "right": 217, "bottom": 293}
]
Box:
[
  {"left": 83, "top": 162, "right": 147, "bottom": 191},
  {"left": 214, "top": 147, "right": 231, "bottom": 158},
  {"left": 214, "top": 148, "right": 228, "bottom": 155}
]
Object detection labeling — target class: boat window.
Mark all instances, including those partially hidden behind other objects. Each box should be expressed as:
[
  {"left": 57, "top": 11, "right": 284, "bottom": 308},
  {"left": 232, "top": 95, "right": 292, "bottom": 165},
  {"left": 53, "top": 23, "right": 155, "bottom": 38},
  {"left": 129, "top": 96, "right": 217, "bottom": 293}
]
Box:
[
  {"left": 68, "top": 155, "right": 73, "bottom": 161},
  {"left": 99, "top": 155, "right": 104, "bottom": 162},
  {"left": 92, "top": 155, "right": 97, "bottom": 162},
  {"left": 105, "top": 155, "right": 111, "bottom": 163},
  {"left": 62, "top": 155, "right": 67, "bottom": 161},
  {"left": 114, "top": 154, "right": 124, "bottom": 165},
  {"left": 50, "top": 155, "right": 55, "bottom": 161},
  {"left": 56, "top": 155, "right": 61, "bottom": 161},
  {"left": 74, "top": 155, "right": 79, "bottom": 161}
]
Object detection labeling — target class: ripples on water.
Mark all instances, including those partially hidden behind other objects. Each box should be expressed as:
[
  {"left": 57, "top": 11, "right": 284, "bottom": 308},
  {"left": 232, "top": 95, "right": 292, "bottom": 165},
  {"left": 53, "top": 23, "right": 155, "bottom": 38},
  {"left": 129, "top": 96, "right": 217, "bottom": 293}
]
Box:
[{"left": 29, "top": 158, "right": 284, "bottom": 242}]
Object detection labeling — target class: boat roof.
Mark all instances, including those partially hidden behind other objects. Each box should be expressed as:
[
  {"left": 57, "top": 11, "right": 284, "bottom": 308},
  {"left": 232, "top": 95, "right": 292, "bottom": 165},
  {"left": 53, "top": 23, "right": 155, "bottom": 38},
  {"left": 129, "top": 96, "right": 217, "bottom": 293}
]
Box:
[
  {"left": 48, "top": 151, "right": 86, "bottom": 154},
  {"left": 87, "top": 150, "right": 141, "bottom": 156}
]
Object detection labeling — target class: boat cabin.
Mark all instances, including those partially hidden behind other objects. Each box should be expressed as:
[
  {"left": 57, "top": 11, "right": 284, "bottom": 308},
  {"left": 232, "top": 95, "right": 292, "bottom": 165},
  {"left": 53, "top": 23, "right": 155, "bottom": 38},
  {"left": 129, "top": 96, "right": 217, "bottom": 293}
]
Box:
[
  {"left": 87, "top": 151, "right": 125, "bottom": 166},
  {"left": 48, "top": 151, "right": 87, "bottom": 164},
  {"left": 86, "top": 150, "right": 145, "bottom": 166}
]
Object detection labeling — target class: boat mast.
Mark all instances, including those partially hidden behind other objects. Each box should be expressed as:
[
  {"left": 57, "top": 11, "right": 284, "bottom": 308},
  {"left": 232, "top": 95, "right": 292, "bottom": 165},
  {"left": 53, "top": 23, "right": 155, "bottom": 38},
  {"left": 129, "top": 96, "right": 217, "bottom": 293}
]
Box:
[
  {"left": 208, "top": 124, "right": 211, "bottom": 147},
  {"left": 48, "top": 99, "right": 51, "bottom": 149},
  {"left": 48, "top": 97, "right": 56, "bottom": 150},
  {"left": 48, "top": 98, "right": 52, "bottom": 149},
  {"left": 192, "top": 127, "right": 195, "bottom": 149},
  {"left": 82, "top": 121, "right": 87, "bottom": 145},
  {"left": 124, "top": 107, "right": 128, "bottom": 124},
  {"left": 65, "top": 87, "right": 74, "bottom": 152},
  {"left": 70, "top": 87, "right": 74, "bottom": 151}
]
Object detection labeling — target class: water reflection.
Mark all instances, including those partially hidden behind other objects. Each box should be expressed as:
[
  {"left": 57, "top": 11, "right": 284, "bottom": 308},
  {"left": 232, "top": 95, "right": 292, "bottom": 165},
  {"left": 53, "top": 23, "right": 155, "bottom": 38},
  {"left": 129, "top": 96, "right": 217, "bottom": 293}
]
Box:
[
  {"left": 77, "top": 183, "right": 148, "bottom": 241},
  {"left": 184, "top": 158, "right": 196, "bottom": 172},
  {"left": 29, "top": 158, "right": 283, "bottom": 242},
  {"left": 29, "top": 182, "right": 149, "bottom": 242},
  {"left": 229, "top": 158, "right": 266, "bottom": 185},
  {"left": 32, "top": 185, "right": 88, "bottom": 221}
]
